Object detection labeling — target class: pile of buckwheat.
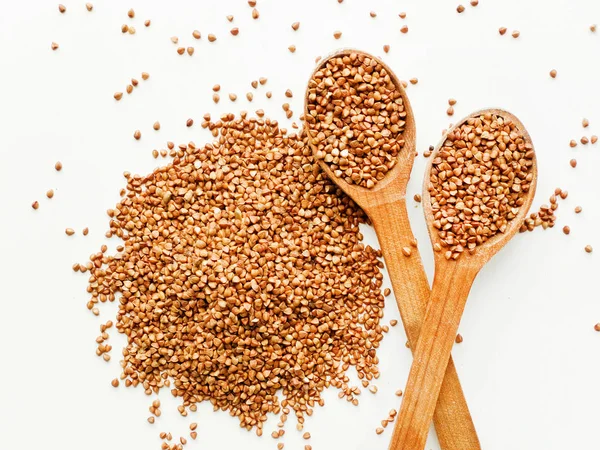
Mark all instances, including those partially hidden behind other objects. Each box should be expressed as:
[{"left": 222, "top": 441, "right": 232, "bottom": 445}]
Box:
[
  {"left": 427, "top": 112, "right": 535, "bottom": 259},
  {"left": 305, "top": 52, "right": 406, "bottom": 188},
  {"left": 81, "top": 113, "right": 386, "bottom": 434}
]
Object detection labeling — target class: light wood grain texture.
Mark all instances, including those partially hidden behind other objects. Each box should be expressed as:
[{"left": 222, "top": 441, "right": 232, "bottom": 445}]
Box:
[
  {"left": 304, "top": 49, "right": 480, "bottom": 450},
  {"left": 388, "top": 109, "right": 538, "bottom": 450}
]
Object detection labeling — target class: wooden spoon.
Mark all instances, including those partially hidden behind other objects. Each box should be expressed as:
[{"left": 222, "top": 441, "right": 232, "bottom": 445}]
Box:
[
  {"left": 388, "top": 108, "right": 538, "bottom": 450},
  {"left": 304, "top": 49, "right": 480, "bottom": 450}
]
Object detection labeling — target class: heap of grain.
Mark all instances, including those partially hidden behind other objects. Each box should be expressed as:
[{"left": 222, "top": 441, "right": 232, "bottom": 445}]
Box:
[
  {"left": 427, "top": 112, "right": 535, "bottom": 259},
  {"left": 305, "top": 52, "right": 406, "bottom": 188},
  {"left": 82, "top": 113, "right": 386, "bottom": 433}
]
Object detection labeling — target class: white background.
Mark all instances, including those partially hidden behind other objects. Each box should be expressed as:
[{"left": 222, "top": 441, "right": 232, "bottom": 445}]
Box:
[{"left": 1, "top": 1, "right": 600, "bottom": 449}]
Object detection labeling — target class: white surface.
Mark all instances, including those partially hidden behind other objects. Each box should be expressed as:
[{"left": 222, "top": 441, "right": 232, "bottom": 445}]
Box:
[{"left": 1, "top": 1, "right": 600, "bottom": 449}]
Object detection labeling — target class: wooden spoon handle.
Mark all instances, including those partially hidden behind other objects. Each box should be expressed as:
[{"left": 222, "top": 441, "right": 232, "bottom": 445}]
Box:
[
  {"left": 369, "top": 201, "right": 480, "bottom": 450},
  {"left": 387, "top": 261, "right": 479, "bottom": 450}
]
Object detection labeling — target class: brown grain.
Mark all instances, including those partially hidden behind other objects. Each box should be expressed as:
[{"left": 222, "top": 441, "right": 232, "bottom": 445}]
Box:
[
  {"left": 80, "top": 114, "right": 386, "bottom": 432},
  {"left": 305, "top": 52, "right": 407, "bottom": 188},
  {"left": 429, "top": 113, "right": 535, "bottom": 258}
]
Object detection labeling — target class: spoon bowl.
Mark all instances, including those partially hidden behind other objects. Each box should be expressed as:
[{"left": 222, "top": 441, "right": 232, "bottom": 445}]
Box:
[
  {"left": 389, "top": 108, "right": 537, "bottom": 450},
  {"left": 304, "top": 48, "right": 417, "bottom": 212},
  {"left": 422, "top": 108, "right": 538, "bottom": 268},
  {"left": 304, "top": 49, "right": 481, "bottom": 450}
]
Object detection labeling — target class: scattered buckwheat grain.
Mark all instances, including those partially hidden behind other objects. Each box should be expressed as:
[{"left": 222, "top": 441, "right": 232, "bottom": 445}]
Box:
[{"left": 79, "top": 114, "right": 386, "bottom": 432}]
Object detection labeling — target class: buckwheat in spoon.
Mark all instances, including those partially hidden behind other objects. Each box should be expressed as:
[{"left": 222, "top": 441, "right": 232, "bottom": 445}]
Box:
[
  {"left": 304, "top": 49, "right": 480, "bottom": 449},
  {"left": 389, "top": 110, "right": 537, "bottom": 450}
]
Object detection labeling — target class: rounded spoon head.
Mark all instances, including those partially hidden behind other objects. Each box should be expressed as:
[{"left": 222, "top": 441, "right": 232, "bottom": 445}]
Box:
[
  {"left": 422, "top": 108, "right": 538, "bottom": 266},
  {"left": 303, "top": 48, "right": 416, "bottom": 212}
]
